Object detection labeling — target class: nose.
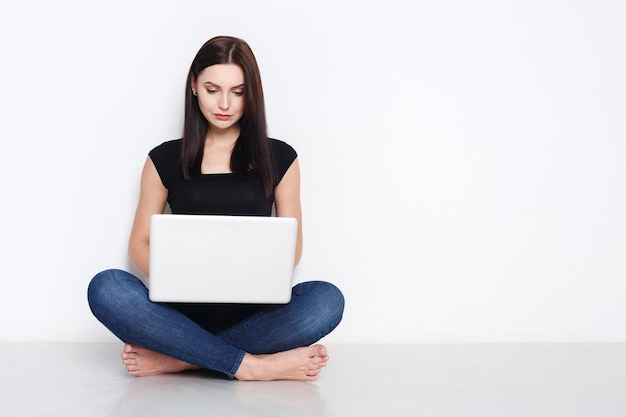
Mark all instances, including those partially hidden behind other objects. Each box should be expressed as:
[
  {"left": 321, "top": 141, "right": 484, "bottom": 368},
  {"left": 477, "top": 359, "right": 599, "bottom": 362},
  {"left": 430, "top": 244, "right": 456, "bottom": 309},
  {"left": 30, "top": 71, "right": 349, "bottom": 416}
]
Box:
[{"left": 218, "top": 93, "right": 230, "bottom": 110}]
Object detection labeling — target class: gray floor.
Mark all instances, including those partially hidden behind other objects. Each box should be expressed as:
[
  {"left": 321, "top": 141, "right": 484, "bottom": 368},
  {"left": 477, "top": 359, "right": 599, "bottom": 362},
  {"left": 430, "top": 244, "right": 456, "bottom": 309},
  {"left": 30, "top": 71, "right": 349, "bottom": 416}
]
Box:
[{"left": 1, "top": 343, "right": 625, "bottom": 417}]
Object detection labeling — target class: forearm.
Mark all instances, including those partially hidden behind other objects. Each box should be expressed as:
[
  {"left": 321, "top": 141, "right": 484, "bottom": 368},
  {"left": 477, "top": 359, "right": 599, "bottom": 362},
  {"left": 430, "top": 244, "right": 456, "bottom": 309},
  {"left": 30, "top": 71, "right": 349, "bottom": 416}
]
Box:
[
  {"left": 294, "top": 225, "right": 303, "bottom": 266},
  {"left": 128, "top": 238, "right": 150, "bottom": 278}
]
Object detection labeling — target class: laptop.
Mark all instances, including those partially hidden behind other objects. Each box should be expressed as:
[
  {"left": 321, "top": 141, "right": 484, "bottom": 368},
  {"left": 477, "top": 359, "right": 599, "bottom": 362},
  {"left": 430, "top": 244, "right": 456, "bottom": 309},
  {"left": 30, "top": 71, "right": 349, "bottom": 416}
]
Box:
[{"left": 148, "top": 214, "right": 297, "bottom": 303}]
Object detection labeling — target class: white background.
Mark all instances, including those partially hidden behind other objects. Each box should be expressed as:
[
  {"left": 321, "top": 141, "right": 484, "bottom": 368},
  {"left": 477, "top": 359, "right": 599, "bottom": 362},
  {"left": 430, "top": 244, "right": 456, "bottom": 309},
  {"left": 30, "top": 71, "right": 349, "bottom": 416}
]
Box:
[{"left": 1, "top": 0, "right": 624, "bottom": 343}]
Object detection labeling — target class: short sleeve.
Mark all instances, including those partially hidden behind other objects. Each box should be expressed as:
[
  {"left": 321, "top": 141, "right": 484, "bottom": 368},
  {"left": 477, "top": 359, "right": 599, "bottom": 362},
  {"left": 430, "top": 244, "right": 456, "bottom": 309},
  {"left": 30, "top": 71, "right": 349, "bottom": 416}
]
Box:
[
  {"left": 148, "top": 139, "right": 181, "bottom": 190},
  {"left": 270, "top": 139, "right": 297, "bottom": 186}
]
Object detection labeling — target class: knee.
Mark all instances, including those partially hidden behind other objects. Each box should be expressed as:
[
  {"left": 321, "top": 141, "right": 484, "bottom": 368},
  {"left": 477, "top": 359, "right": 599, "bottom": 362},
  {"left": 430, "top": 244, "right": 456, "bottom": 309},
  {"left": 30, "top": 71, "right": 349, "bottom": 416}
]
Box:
[
  {"left": 88, "top": 269, "right": 116, "bottom": 302},
  {"left": 324, "top": 282, "right": 345, "bottom": 326},
  {"left": 87, "top": 269, "right": 136, "bottom": 314},
  {"left": 301, "top": 281, "right": 345, "bottom": 328},
  {"left": 322, "top": 281, "right": 345, "bottom": 318}
]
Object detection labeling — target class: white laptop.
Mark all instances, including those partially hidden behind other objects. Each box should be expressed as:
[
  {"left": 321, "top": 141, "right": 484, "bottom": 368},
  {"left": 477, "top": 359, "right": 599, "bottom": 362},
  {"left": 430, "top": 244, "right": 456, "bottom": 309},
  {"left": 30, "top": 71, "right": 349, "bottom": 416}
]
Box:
[{"left": 148, "top": 214, "right": 297, "bottom": 303}]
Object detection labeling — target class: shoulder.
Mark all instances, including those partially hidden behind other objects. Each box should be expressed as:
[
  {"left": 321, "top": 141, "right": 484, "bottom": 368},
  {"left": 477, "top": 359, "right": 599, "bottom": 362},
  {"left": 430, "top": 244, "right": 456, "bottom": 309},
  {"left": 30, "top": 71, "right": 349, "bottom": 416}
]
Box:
[
  {"left": 149, "top": 139, "right": 181, "bottom": 168},
  {"left": 269, "top": 138, "right": 298, "bottom": 186},
  {"left": 270, "top": 138, "right": 297, "bottom": 162},
  {"left": 148, "top": 139, "right": 182, "bottom": 189},
  {"left": 149, "top": 139, "right": 181, "bottom": 159}
]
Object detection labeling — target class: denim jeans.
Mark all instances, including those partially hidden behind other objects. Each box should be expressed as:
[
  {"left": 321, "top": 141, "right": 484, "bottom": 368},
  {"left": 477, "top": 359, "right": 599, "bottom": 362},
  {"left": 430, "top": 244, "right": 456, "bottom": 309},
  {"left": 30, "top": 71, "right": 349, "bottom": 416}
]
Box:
[{"left": 87, "top": 269, "right": 344, "bottom": 379}]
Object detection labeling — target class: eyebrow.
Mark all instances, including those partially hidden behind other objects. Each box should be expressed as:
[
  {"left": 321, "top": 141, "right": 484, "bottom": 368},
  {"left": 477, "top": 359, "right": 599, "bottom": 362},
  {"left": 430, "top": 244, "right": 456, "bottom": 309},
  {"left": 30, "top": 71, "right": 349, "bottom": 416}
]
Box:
[{"left": 203, "top": 81, "right": 245, "bottom": 89}]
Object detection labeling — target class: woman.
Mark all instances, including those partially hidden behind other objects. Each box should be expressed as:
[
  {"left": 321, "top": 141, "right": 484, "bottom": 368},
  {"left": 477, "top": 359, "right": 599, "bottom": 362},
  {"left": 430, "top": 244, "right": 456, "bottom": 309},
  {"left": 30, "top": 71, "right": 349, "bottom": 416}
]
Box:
[{"left": 87, "top": 36, "right": 344, "bottom": 381}]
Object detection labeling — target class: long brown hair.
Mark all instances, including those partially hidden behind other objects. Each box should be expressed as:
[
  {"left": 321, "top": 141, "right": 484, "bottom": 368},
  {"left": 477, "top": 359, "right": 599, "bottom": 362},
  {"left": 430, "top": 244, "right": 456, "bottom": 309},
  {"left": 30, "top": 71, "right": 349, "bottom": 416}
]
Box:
[{"left": 181, "top": 36, "right": 274, "bottom": 196}]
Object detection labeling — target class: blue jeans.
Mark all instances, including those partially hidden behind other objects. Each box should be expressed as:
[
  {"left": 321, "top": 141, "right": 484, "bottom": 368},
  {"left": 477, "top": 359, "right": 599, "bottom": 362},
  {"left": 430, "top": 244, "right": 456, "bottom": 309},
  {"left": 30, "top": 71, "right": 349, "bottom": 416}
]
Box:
[{"left": 87, "top": 269, "right": 344, "bottom": 379}]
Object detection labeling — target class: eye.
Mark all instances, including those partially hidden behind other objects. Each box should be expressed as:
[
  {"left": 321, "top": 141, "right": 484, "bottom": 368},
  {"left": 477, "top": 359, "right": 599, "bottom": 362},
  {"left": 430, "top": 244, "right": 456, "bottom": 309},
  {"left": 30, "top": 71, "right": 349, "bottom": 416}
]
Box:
[
  {"left": 206, "top": 88, "right": 218, "bottom": 94},
  {"left": 233, "top": 90, "right": 244, "bottom": 96}
]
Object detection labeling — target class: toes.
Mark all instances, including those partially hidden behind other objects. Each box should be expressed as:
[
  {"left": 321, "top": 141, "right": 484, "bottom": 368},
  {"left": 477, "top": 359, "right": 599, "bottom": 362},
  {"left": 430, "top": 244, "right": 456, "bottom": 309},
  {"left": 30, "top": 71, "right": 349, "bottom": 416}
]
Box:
[
  {"left": 125, "top": 363, "right": 140, "bottom": 372},
  {"left": 305, "top": 371, "right": 319, "bottom": 381},
  {"left": 122, "top": 344, "right": 139, "bottom": 360},
  {"left": 310, "top": 356, "right": 327, "bottom": 367},
  {"left": 312, "top": 344, "right": 327, "bottom": 357},
  {"left": 306, "top": 363, "right": 322, "bottom": 377},
  {"left": 122, "top": 357, "right": 137, "bottom": 365}
]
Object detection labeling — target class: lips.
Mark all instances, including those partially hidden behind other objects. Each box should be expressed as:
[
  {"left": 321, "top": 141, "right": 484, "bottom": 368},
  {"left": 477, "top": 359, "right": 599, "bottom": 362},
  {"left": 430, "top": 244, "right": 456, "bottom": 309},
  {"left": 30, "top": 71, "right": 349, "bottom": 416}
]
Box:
[{"left": 215, "top": 114, "right": 231, "bottom": 121}]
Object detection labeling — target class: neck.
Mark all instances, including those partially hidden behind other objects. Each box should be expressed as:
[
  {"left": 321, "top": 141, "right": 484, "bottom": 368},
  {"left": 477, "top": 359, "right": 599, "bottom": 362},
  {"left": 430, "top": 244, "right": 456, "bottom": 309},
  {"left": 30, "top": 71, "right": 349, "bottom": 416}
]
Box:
[{"left": 205, "top": 125, "right": 240, "bottom": 148}]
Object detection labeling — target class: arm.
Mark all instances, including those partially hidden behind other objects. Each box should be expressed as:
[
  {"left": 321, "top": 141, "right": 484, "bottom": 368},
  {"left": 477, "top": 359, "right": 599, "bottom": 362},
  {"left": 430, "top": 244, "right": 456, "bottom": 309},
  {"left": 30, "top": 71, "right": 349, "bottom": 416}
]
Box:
[
  {"left": 128, "top": 156, "right": 168, "bottom": 278},
  {"left": 274, "top": 157, "right": 303, "bottom": 266}
]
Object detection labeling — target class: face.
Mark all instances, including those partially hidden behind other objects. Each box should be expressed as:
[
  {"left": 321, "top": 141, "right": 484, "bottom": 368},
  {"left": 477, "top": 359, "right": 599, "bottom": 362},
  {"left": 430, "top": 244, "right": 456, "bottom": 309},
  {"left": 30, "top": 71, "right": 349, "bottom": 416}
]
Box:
[{"left": 192, "top": 64, "right": 245, "bottom": 132}]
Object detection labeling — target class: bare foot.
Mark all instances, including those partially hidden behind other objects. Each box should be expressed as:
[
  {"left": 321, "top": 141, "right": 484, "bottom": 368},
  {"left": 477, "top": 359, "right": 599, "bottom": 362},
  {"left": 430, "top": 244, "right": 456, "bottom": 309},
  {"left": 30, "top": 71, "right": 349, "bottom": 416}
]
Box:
[
  {"left": 234, "top": 344, "right": 329, "bottom": 381},
  {"left": 121, "top": 343, "right": 200, "bottom": 377}
]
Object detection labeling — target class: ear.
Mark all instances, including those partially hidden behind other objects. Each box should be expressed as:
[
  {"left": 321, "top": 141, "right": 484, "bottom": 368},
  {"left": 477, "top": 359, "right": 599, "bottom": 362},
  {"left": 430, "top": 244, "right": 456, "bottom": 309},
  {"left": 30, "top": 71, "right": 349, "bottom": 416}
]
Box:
[{"left": 191, "top": 74, "right": 197, "bottom": 95}]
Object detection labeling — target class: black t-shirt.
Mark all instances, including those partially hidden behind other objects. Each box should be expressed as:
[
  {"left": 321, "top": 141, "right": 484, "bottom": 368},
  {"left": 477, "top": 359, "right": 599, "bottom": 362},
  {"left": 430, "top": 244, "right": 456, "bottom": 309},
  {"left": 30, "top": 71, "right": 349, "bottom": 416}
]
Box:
[{"left": 149, "top": 138, "right": 297, "bottom": 216}]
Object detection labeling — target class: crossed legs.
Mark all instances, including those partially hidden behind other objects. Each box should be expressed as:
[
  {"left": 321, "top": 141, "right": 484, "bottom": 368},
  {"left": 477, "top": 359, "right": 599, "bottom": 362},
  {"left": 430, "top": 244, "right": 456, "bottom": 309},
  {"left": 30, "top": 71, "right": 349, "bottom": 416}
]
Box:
[{"left": 88, "top": 269, "right": 344, "bottom": 381}]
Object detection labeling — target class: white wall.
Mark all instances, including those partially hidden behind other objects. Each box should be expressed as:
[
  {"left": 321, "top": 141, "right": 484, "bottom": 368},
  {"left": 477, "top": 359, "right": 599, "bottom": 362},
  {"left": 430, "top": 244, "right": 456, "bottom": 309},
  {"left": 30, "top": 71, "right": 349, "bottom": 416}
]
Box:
[{"left": 1, "top": 0, "right": 624, "bottom": 343}]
